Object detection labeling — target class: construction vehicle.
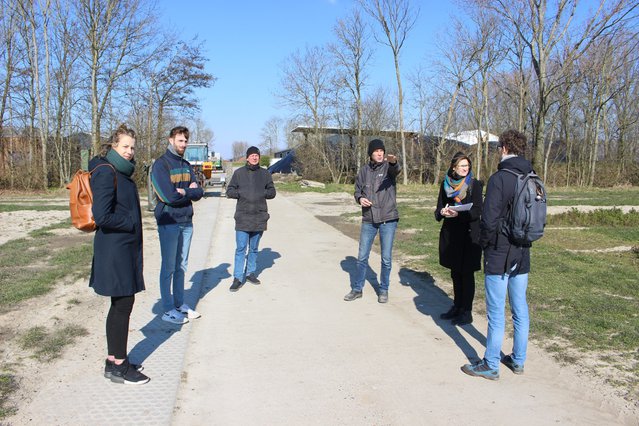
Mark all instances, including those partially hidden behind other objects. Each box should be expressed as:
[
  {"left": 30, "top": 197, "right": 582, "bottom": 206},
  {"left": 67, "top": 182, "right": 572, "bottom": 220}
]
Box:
[{"left": 183, "top": 143, "right": 226, "bottom": 189}]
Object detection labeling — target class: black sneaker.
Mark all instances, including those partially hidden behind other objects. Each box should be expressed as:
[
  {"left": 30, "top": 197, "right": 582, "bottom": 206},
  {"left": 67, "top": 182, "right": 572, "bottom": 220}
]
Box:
[
  {"left": 452, "top": 311, "right": 473, "bottom": 326},
  {"left": 343, "top": 290, "right": 362, "bottom": 301},
  {"left": 230, "top": 278, "right": 243, "bottom": 292},
  {"left": 440, "top": 305, "right": 460, "bottom": 320},
  {"left": 246, "top": 274, "right": 261, "bottom": 285},
  {"left": 104, "top": 358, "right": 143, "bottom": 379},
  {"left": 502, "top": 354, "right": 525, "bottom": 375},
  {"left": 108, "top": 359, "right": 150, "bottom": 385},
  {"left": 377, "top": 291, "right": 388, "bottom": 304}
]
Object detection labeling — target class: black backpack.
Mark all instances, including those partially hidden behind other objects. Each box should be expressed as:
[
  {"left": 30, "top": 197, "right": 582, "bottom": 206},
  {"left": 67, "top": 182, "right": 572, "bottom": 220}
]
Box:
[{"left": 500, "top": 168, "right": 547, "bottom": 245}]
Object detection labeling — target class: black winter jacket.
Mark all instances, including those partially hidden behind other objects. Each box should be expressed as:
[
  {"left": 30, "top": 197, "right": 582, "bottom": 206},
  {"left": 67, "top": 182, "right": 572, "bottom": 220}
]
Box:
[
  {"left": 435, "top": 177, "right": 483, "bottom": 272},
  {"left": 354, "top": 160, "right": 401, "bottom": 224},
  {"left": 88, "top": 157, "right": 145, "bottom": 297},
  {"left": 226, "top": 164, "right": 276, "bottom": 232},
  {"left": 480, "top": 156, "right": 532, "bottom": 275}
]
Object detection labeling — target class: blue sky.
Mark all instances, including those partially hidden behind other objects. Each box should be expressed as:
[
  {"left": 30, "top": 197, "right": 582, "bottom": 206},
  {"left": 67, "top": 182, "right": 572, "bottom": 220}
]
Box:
[{"left": 157, "top": 0, "right": 460, "bottom": 159}]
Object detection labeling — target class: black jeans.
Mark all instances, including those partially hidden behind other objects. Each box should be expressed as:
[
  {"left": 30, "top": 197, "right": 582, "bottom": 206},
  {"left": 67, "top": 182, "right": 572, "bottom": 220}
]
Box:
[
  {"left": 106, "top": 295, "right": 135, "bottom": 359},
  {"left": 450, "top": 269, "right": 475, "bottom": 312}
]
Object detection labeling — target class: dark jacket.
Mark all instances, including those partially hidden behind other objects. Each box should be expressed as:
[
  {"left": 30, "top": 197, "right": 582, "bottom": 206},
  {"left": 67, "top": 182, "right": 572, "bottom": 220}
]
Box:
[
  {"left": 150, "top": 149, "right": 204, "bottom": 225},
  {"left": 88, "top": 156, "right": 145, "bottom": 297},
  {"left": 354, "top": 160, "right": 401, "bottom": 224},
  {"left": 435, "top": 177, "right": 483, "bottom": 272},
  {"left": 226, "top": 164, "right": 276, "bottom": 232},
  {"left": 480, "top": 156, "right": 532, "bottom": 275}
]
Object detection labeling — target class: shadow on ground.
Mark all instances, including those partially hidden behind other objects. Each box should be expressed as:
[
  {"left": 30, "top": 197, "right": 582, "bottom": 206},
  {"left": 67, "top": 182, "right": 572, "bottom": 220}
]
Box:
[
  {"left": 340, "top": 255, "right": 381, "bottom": 295},
  {"left": 399, "top": 267, "right": 486, "bottom": 363},
  {"left": 129, "top": 262, "right": 231, "bottom": 363}
]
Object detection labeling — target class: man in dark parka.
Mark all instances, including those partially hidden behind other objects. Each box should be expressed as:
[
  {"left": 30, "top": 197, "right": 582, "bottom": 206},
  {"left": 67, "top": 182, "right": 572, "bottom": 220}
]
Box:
[
  {"left": 226, "top": 146, "right": 276, "bottom": 291},
  {"left": 462, "top": 129, "right": 533, "bottom": 381}
]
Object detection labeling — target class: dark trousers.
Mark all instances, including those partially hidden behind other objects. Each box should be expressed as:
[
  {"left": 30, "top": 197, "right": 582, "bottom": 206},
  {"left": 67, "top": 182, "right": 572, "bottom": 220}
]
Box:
[
  {"left": 451, "top": 269, "right": 475, "bottom": 312},
  {"left": 106, "top": 295, "right": 135, "bottom": 359}
]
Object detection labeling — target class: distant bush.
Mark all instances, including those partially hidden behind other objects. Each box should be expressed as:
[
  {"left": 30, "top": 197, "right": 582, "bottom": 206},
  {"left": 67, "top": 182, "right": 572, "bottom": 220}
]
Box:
[{"left": 547, "top": 208, "right": 639, "bottom": 226}]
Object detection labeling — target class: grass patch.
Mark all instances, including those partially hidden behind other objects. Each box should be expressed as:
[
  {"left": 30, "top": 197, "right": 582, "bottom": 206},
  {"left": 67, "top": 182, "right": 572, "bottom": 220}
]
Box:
[
  {"left": 547, "top": 208, "right": 639, "bottom": 227},
  {"left": 276, "top": 181, "right": 351, "bottom": 193},
  {"left": 20, "top": 324, "right": 89, "bottom": 362},
  {"left": 0, "top": 204, "right": 68, "bottom": 213},
  {"left": 29, "top": 219, "right": 73, "bottom": 237},
  {"left": 0, "top": 230, "right": 92, "bottom": 310},
  {"left": 547, "top": 186, "right": 639, "bottom": 206},
  {"left": 0, "top": 373, "right": 17, "bottom": 419}
]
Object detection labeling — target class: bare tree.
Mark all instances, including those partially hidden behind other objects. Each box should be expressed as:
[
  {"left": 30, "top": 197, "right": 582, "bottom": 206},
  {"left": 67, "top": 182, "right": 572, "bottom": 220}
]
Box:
[
  {"left": 260, "top": 116, "right": 283, "bottom": 155},
  {"left": 149, "top": 37, "right": 215, "bottom": 155},
  {"left": 278, "top": 45, "right": 340, "bottom": 182},
  {"left": 232, "top": 140, "right": 249, "bottom": 161},
  {"left": 329, "top": 8, "right": 373, "bottom": 169},
  {"left": 473, "top": 0, "right": 639, "bottom": 177},
  {"left": 432, "top": 19, "right": 484, "bottom": 184},
  {"left": 75, "top": 0, "right": 159, "bottom": 153},
  {"left": 357, "top": 0, "right": 418, "bottom": 184}
]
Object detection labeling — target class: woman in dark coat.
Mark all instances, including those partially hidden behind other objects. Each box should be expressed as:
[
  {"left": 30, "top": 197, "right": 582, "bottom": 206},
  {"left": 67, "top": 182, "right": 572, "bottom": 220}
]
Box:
[
  {"left": 88, "top": 124, "right": 149, "bottom": 385},
  {"left": 434, "top": 152, "right": 483, "bottom": 326}
]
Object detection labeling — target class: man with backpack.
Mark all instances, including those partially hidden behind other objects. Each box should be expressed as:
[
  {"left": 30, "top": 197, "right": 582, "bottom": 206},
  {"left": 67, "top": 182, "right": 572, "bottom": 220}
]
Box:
[{"left": 462, "top": 129, "right": 542, "bottom": 380}]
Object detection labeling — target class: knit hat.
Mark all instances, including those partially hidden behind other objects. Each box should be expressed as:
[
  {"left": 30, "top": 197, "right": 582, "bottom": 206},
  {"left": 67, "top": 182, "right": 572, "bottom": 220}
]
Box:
[
  {"left": 367, "top": 139, "right": 385, "bottom": 157},
  {"left": 246, "top": 146, "right": 260, "bottom": 157}
]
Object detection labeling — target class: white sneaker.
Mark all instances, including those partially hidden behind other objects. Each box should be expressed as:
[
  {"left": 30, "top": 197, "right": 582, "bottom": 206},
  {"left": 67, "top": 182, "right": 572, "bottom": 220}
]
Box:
[
  {"left": 162, "top": 308, "right": 189, "bottom": 324},
  {"left": 177, "top": 304, "right": 201, "bottom": 319}
]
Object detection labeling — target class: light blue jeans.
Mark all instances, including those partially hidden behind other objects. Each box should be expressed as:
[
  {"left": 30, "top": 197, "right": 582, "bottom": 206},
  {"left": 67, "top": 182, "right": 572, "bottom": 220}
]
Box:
[
  {"left": 234, "top": 230, "right": 263, "bottom": 280},
  {"left": 353, "top": 220, "right": 398, "bottom": 292},
  {"left": 484, "top": 273, "right": 529, "bottom": 370},
  {"left": 158, "top": 223, "right": 193, "bottom": 312}
]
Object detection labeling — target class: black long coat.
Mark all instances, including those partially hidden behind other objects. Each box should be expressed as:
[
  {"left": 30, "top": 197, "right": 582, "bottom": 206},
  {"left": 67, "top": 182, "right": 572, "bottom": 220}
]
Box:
[
  {"left": 435, "top": 177, "right": 483, "bottom": 272},
  {"left": 88, "top": 157, "right": 145, "bottom": 297}
]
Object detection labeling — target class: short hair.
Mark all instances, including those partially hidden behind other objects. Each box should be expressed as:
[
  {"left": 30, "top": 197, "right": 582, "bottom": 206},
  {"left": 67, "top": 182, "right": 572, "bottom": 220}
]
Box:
[
  {"left": 450, "top": 151, "right": 472, "bottom": 172},
  {"left": 101, "top": 123, "right": 136, "bottom": 156},
  {"left": 498, "top": 129, "right": 527, "bottom": 156},
  {"left": 169, "top": 126, "right": 189, "bottom": 140}
]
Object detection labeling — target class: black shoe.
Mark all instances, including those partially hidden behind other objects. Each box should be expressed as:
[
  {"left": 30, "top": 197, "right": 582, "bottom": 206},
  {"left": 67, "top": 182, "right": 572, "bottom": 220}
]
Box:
[
  {"left": 230, "top": 278, "right": 243, "bottom": 292},
  {"left": 104, "top": 358, "right": 143, "bottom": 379},
  {"left": 246, "top": 274, "right": 261, "bottom": 285},
  {"left": 108, "top": 359, "right": 150, "bottom": 385},
  {"left": 452, "top": 310, "right": 473, "bottom": 326},
  {"left": 377, "top": 291, "right": 388, "bottom": 304},
  {"left": 343, "top": 290, "right": 362, "bottom": 301},
  {"left": 440, "top": 305, "right": 460, "bottom": 320}
]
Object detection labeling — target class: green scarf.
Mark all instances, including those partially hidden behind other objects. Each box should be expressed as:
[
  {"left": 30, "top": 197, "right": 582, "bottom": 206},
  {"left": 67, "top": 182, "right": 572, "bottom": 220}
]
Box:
[{"left": 106, "top": 148, "right": 135, "bottom": 177}]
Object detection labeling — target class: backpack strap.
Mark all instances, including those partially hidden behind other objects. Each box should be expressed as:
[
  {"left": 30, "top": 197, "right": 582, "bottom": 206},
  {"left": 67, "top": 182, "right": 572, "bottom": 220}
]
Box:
[{"left": 90, "top": 163, "right": 117, "bottom": 190}]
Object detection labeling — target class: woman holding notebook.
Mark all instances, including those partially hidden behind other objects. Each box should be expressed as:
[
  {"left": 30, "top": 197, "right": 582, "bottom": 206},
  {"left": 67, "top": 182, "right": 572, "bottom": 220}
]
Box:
[{"left": 434, "top": 152, "right": 483, "bottom": 326}]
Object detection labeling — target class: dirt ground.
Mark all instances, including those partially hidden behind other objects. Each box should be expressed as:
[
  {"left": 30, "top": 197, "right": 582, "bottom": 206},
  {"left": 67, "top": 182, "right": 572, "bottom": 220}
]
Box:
[{"left": 0, "top": 191, "right": 637, "bottom": 423}]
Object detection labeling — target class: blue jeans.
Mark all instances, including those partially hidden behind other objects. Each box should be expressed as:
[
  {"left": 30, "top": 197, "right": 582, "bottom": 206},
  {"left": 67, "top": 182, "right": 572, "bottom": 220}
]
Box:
[
  {"left": 484, "top": 273, "right": 529, "bottom": 370},
  {"left": 353, "top": 220, "right": 398, "bottom": 292},
  {"left": 234, "top": 231, "right": 263, "bottom": 280},
  {"left": 158, "top": 223, "right": 194, "bottom": 312}
]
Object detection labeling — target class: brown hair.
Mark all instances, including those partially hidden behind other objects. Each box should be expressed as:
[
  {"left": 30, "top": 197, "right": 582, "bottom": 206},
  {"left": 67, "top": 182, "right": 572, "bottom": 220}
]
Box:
[
  {"left": 498, "top": 129, "right": 527, "bottom": 156},
  {"left": 169, "top": 126, "right": 189, "bottom": 140},
  {"left": 449, "top": 151, "right": 472, "bottom": 172},
  {"left": 100, "top": 124, "right": 136, "bottom": 157}
]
